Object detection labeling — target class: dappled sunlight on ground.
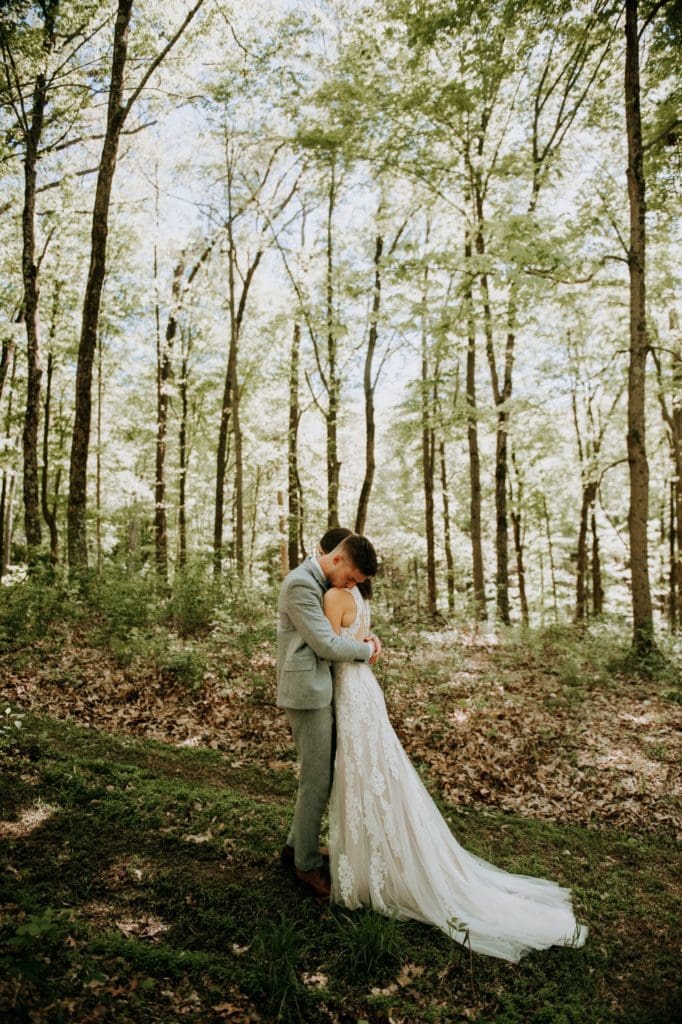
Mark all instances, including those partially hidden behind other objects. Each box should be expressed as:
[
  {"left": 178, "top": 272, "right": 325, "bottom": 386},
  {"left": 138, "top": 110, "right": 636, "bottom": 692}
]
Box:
[{"left": 0, "top": 802, "right": 58, "bottom": 838}]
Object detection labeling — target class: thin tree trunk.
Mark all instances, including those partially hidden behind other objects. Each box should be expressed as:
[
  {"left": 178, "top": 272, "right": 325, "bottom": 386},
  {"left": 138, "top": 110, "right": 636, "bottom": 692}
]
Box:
[
  {"left": 288, "top": 322, "right": 303, "bottom": 570},
  {"left": 475, "top": 198, "right": 512, "bottom": 624},
  {"left": 178, "top": 332, "right": 189, "bottom": 569},
  {"left": 213, "top": 145, "right": 262, "bottom": 575},
  {"left": 155, "top": 258, "right": 182, "bottom": 579},
  {"left": 624, "top": 0, "right": 654, "bottom": 655},
  {"left": 278, "top": 488, "right": 288, "bottom": 578},
  {"left": 671, "top": 321, "right": 682, "bottom": 629},
  {"left": 576, "top": 481, "right": 598, "bottom": 622},
  {"left": 591, "top": 505, "right": 603, "bottom": 616},
  {"left": 0, "top": 330, "right": 17, "bottom": 405},
  {"left": 41, "top": 352, "right": 59, "bottom": 563},
  {"left": 214, "top": 343, "right": 233, "bottom": 575},
  {"left": 419, "top": 241, "right": 437, "bottom": 619},
  {"left": 67, "top": 0, "right": 133, "bottom": 569},
  {"left": 67, "top": 0, "right": 204, "bottom": 569},
  {"left": 231, "top": 346, "right": 244, "bottom": 573},
  {"left": 249, "top": 464, "right": 261, "bottom": 578},
  {"left": 21, "top": 8, "right": 56, "bottom": 556},
  {"left": 652, "top": 323, "right": 681, "bottom": 631},
  {"left": 464, "top": 233, "right": 486, "bottom": 620},
  {"left": 0, "top": 348, "right": 18, "bottom": 578},
  {"left": 439, "top": 438, "right": 455, "bottom": 615},
  {"left": 355, "top": 233, "right": 382, "bottom": 534},
  {"left": 2, "top": 472, "right": 16, "bottom": 577},
  {"left": 669, "top": 480, "right": 676, "bottom": 629},
  {"left": 542, "top": 492, "right": 559, "bottom": 622},
  {"left": 510, "top": 451, "right": 529, "bottom": 627},
  {"left": 95, "top": 334, "right": 103, "bottom": 575},
  {"left": 325, "top": 161, "right": 340, "bottom": 528},
  {"left": 94, "top": 337, "right": 102, "bottom": 573}
]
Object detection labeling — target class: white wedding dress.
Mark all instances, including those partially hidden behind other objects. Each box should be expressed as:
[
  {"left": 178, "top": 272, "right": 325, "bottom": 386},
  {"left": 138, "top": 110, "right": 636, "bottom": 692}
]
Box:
[{"left": 328, "top": 588, "right": 588, "bottom": 963}]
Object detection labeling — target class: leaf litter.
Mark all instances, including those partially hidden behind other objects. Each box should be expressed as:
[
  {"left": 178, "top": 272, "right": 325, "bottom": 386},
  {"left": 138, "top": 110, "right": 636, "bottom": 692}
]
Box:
[{"left": 1, "top": 628, "right": 679, "bottom": 838}]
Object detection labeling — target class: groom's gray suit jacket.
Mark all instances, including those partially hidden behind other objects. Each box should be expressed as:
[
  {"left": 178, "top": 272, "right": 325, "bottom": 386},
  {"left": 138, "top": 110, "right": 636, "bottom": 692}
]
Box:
[{"left": 276, "top": 557, "right": 371, "bottom": 710}]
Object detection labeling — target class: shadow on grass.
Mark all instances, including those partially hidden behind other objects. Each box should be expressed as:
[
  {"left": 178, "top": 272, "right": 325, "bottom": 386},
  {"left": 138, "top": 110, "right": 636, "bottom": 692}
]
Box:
[{"left": 0, "top": 712, "right": 679, "bottom": 1024}]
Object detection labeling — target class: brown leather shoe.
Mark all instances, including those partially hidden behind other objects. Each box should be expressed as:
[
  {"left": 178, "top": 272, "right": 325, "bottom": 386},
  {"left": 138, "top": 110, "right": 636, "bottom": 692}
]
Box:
[
  {"left": 295, "top": 865, "right": 331, "bottom": 899},
  {"left": 281, "top": 844, "right": 330, "bottom": 870}
]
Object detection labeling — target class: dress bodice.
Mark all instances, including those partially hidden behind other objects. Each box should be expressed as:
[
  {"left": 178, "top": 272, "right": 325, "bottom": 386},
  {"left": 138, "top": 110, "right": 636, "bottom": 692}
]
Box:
[{"left": 339, "top": 587, "right": 370, "bottom": 641}]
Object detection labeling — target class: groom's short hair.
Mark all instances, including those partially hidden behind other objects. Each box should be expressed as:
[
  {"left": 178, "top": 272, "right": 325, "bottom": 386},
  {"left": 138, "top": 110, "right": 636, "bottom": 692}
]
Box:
[
  {"left": 320, "top": 526, "right": 352, "bottom": 553},
  {"left": 337, "top": 534, "right": 378, "bottom": 577}
]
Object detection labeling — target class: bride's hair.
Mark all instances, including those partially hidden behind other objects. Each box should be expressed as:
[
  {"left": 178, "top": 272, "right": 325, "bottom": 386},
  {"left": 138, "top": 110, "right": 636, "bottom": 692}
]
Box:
[{"left": 318, "top": 527, "right": 374, "bottom": 600}]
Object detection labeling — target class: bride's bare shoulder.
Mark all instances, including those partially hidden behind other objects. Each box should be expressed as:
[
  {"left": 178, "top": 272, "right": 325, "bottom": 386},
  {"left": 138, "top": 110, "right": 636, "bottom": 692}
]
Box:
[{"left": 323, "top": 588, "right": 355, "bottom": 612}]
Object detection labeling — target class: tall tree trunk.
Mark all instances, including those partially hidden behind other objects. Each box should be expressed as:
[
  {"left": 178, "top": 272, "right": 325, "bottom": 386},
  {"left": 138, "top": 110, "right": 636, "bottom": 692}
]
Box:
[
  {"left": 591, "top": 505, "right": 604, "bottom": 616},
  {"left": 420, "top": 250, "right": 437, "bottom": 619},
  {"left": 475, "top": 197, "right": 512, "bottom": 624},
  {"left": 41, "top": 351, "right": 60, "bottom": 563},
  {"left": 95, "top": 335, "right": 103, "bottom": 575},
  {"left": 178, "top": 332, "right": 190, "bottom": 570},
  {"left": 439, "top": 438, "right": 455, "bottom": 615},
  {"left": 0, "top": 324, "right": 18, "bottom": 405},
  {"left": 325, "top": 161, "right": 340, "bottom": 528},
  {"left": 510, "top": 451, "right": 529, "bottom": 627},
  {"left": 214, "top": 341, "right": 233, "bottom": 575},
  {"left": 288, "top": 322, "right": 303, "bottom": 570},
  {"left": 575, "top": 481, "right": 598, "bottom": 622},
  {"left": 541, "top": 492, "right": 559, "bottom": 622},
  {"left": 155, "top": 258, "right": 182, "bottom": 579},
  {"left": 232, "top": 348, "right": 244, "bottom": 573},
  {"left": 21, "top": 12, "right": 55, "bottom": 556},
  {"left": 464, "top": 233, "right": 486, "bottom": 620},
  {"left": 0, "top": 348, "right": 18, "bottom": 578},
  {"left": 355, "top": 233, "right": 382, "bottom": 534},
  {"left": 67, "top": 0, "right": 204, "bottom": 569},
  {"left": 67, "top": 0, "right": 133, "bottom": 569},
  {"left": 624, "top": 0, "right": 654, "bottom": 656},
  {"left": 669, "top": 318, "right": 682, "bottom": 629},
  {"left": 249, "top": 464, "right": 261, "bottom": 578},
  {"left": 669, "top": 480, "right": 677, "bottom": 629},
  {"left": 213, "top": 143, "right": 262, "bottom": 575}
]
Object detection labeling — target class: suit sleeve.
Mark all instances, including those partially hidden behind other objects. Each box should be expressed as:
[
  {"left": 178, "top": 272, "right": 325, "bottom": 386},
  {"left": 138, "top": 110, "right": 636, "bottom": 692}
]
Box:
[{"left": 286, "top": 579, "right": 372, "bottom": 663}]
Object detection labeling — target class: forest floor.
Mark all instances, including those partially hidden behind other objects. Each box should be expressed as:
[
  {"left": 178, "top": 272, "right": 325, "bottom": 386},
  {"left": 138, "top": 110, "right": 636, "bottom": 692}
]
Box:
[{"left": 0, "top": 602, "right": 680, "bottom": 1023}]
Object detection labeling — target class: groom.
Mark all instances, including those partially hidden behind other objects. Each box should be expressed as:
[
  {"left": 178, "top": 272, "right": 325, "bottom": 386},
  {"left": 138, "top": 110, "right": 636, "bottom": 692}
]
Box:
[{"left": 277, "top": 533, "right": 381, "bottom": 898}]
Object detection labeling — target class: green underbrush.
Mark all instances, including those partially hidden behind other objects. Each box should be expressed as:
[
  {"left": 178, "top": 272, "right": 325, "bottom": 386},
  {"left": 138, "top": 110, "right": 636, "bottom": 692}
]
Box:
[{"left": 0, "top": 712, "right": 678, "bottom": 1024}]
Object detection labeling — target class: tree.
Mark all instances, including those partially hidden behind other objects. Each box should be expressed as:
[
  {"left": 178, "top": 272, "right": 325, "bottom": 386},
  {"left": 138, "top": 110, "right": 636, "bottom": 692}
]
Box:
[
  {"left": 624, "top": 0, "right": 654, "bottom": 655},
  {"left": 2, "top": 0, "right": 58, "bottom": 556},
  {"left": 67, "top": 0, "right": 205, "bottom": 569}
]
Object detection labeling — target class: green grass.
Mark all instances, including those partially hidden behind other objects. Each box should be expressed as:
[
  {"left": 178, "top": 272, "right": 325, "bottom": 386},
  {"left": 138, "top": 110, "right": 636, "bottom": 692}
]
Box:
[{"left": 0, "top": 711, "right": 679, "bottom": 1024}]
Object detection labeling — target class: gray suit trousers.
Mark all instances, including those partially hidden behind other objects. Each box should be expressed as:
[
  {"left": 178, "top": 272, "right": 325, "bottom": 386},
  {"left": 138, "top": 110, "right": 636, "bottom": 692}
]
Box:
[{"left": 285, "top": 704, "right": 334, "bottom": 872}]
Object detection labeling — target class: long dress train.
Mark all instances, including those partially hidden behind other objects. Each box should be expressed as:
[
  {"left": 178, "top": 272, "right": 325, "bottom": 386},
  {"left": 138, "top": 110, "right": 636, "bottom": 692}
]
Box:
[{"left": 328, "top": 588, "right": 588, "bottom": 963}]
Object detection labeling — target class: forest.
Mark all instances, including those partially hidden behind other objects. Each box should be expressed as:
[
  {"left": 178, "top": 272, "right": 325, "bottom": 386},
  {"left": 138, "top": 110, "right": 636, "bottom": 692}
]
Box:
[{"left": 0, "top": 0, "right": 680, "bottom": 1022}]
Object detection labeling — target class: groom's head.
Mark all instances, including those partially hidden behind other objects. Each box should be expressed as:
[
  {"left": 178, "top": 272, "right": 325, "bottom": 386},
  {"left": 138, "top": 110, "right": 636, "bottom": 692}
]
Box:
[{"left": 319, "top": 533, "right": 378, "bottom": 589}]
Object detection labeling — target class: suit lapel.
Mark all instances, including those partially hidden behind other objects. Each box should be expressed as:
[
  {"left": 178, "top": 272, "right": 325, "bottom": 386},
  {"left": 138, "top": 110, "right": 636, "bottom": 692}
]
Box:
[{"left": 305, "top": 556, "right": 328, "bottom": 591}]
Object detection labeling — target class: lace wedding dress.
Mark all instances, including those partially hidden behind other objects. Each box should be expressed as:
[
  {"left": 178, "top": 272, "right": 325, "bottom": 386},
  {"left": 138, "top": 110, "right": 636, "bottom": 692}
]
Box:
[{"left": 328, "top": 587, "right": 588, "bottom": 963}]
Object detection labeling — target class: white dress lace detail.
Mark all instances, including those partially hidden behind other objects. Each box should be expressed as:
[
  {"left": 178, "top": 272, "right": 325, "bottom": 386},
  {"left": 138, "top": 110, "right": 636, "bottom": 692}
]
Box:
[{"left": 329, "top": 588, "right": 588, "bottom": 963}]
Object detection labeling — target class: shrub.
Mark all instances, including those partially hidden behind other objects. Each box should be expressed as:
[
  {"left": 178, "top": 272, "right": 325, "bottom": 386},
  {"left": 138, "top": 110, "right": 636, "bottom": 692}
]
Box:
[
  {"left": 0, "top": 567, "right": 80, "bottom": 651},
  {"left": 334, "top": 908, "right": 405, "bottom": 981},
  {"left": 168, "top": 560, "right": 217, "bottom": 636}
]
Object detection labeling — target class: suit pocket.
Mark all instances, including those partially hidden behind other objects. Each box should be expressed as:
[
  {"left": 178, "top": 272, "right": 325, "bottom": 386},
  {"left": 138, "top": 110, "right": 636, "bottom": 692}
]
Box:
[{"left": 284, "top": 650, "right": 316, "bottom": 674}]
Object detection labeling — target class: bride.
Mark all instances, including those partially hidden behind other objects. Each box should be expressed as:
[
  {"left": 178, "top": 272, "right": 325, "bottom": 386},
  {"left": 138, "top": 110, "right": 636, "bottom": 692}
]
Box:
[{"left": 322, "top": 565, "right": 588, "bottom": 963}]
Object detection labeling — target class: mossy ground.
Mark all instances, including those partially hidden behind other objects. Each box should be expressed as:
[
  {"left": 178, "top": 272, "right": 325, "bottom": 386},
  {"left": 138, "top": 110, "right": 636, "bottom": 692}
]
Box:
[{"left": 1, "top": 710, "right": 678, "bottom": 1024}]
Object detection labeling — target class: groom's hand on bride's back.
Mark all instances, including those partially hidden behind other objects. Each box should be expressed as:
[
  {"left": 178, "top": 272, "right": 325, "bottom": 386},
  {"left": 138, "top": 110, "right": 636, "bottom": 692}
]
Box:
[{"left": 365, "top": 633, "right": 382, "bottom": 664}]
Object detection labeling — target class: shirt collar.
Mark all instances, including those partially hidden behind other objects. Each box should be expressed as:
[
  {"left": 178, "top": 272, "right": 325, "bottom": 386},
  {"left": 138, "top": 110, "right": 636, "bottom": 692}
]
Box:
[{"left": 310, "top": 556, "right": 330, "bottom": 590}]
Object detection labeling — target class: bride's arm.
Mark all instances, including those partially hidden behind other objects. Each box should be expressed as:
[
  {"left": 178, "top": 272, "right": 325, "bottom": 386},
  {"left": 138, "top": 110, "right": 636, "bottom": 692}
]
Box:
[{"left": 323, "top": 588, "right": 356, "bottom": 634}]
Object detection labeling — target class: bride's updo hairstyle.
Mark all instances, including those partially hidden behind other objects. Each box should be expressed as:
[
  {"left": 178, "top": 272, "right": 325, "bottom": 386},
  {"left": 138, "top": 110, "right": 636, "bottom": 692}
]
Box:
[{"left": 318, "top": 528, "right": 375, "bottom": 600}]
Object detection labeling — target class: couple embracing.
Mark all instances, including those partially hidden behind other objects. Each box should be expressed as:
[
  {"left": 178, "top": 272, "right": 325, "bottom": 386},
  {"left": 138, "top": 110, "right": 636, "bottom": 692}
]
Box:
[{"left": 276, "top": 530, "right": 588, "bottom": 963}]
